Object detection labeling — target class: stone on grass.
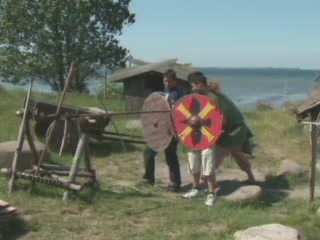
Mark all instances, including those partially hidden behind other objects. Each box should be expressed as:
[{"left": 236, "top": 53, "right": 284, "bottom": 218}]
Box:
[
  {"left": 223, "top": 185, "right": 262, "bottom": 202},
  {"left": 233, "top": 223, "right": 304, "bottom": 240},
  {"left": 278, "top": 160, "right": 306, "bottom": 177},
  {"left": 0, "top": 140, "right": 50, "bottom": 171}
]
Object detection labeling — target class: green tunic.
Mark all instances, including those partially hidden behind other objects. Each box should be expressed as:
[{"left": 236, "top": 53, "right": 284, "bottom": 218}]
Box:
[{"left": 209, "top": 92, "right": 252, "bottom": 148}]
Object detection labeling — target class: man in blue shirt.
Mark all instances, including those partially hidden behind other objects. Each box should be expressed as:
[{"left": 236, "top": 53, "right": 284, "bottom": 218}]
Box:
[{"left": 142, "top": 69, "right": 184, "bottom": 192}]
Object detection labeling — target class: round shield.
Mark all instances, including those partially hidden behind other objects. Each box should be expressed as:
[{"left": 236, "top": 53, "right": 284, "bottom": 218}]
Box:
[
  {"left": 172, "top": 94, "right": 224, "bottom": 150},
  {"left": 141, "top": 92, "right": 173, "bottom": 152}
]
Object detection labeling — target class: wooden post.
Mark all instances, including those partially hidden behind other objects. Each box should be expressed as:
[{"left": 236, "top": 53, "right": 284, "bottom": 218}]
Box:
[
  {"left": 59, "top": 119, "right": 70, "bottom": 157},
  {"left": 25, "top": 120, "right": 39, "bottom": 165},
  {"left": 104, "top": 65, "right": 107, "bottom": 99},
  {"left": 84, "top": 145, "right": 98, "bottom": 186},
  {"left": 63, "top": 133, "right": 88, "bottom": 201},
  {"left": 36, "top": 63, "right": 77, "bottom": 173},
  {"left": 310, "top": 124, "right": 317, "bottom": 203},
  {"left": 9, "top": 81, "right": 33, "bottom": 193},
  {"left": 84, "top": 146, "right": 93, "bottom": 173}
]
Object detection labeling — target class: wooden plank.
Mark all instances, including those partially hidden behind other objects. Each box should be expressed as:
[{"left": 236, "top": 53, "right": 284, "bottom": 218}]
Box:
[
  {"left": 0, "top": 206, "right": 18, "bottom": 224},
  {"left": 0, "top": 200, "right": 10, "bottom": 209},
  {"left": 40, "top": 164, "right": 86, "bottom": 172},
  {"left": 50, "top": 170, "right": 94, "bottom": 178},
  {"left": 40, "top": 163, "right": 69, "bottom": 170},
  {"left": 9, "top": 81, "right": 34, "bottom": 193},
  {"left": 50, "top": 175, "right": 82, "bottom": 191},
  {"left": 27, "top": 167, "right": 93, "bottom": 178},
  {"left": 0, "top": 207, "right": 17, "bottom": 216}
]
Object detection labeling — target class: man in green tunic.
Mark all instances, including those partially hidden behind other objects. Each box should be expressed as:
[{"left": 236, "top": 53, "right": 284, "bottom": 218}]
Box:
[{"left": 182, "top": 71, "right": 256, "bottom": 206}]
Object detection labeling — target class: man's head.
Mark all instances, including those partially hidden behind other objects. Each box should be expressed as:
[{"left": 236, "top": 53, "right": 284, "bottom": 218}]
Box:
[
  {"left": 164, "top": 69, "right": 178, "bottom": 90},
  {"left": 187, "top": 71, "right": 208, "bottom": 94}
]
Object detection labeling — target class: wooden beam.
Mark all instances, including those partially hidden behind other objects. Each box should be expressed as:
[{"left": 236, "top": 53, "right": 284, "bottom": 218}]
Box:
[{"left": 9, "top": 81, "right": 33, "bottom": 193}]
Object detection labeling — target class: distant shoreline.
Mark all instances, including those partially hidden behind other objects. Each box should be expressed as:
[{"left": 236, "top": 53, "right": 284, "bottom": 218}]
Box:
[{"left": 197, "top": 67, "right": 320, "bottom": 72}]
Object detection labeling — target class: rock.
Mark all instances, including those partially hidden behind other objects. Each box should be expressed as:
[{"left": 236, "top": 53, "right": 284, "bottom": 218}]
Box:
[
  {"left": 278, "top": 160, "right": 306, "bottom": 177},
  {"left": 217, "top": 169, "right": 266, "bottom": 183},
  {"left": 0, "top": 140, "right": 50, "bottom": 171},
  {"left": 223, "top": 185, "right": 262, "bottom": 202},
  {"left": 233, "top": 223, "right": 304, "bottom": 240}
]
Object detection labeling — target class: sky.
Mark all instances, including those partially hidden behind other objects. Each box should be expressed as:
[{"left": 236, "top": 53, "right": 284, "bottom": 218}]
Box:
[{"left": 119, "top": 0, "right": 320, "bottom": 69}]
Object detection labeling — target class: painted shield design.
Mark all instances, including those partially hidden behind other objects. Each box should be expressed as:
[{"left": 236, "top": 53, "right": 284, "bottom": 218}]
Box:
[
  {"left": 172, "top": 94, "right": 224, "bottom": 150},
  {"left": 141, "top": 92, "right": 173, "bottom": 152}
]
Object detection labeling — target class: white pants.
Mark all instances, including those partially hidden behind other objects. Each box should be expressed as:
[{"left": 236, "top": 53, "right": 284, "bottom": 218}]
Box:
[{"left": 187, "top": 147, "right": 215, "bottom": 176}]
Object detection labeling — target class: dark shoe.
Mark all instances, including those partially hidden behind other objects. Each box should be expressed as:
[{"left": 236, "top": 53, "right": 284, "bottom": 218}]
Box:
[
  {"left": 167, "top": 183, "right": 181, "bottom": 192},
  {"left": 242, "top": 179, "right": 261, "bottom": 186},
  {"left": 141, "top": 178, "right": 155, "bottom": 186}
]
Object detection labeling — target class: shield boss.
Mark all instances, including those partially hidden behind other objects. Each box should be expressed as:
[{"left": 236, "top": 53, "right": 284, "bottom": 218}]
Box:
[{"left": 172, "top": 94, "right": 224, "bottom": 150}]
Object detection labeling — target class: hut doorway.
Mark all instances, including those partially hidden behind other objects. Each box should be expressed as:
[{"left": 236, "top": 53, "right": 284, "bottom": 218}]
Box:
[{"left": 144, "top": 71, "right": 165, "bottom": 95}]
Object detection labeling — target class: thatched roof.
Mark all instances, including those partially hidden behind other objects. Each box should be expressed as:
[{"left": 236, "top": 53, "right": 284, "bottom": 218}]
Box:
[
  {"left": 290, "top": 90, "right": 320, "bottom": 115},
  {"left": 108, "top": 58, "right": 196, "bottom": 83},
  {"left": 128, "top": 58, "right": 150, "bottom": 66}
]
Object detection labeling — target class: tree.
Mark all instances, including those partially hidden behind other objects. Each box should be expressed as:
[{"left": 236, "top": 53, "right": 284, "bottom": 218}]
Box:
[{"left": 0, "top": 0, "right": 135, "bottom": 92}]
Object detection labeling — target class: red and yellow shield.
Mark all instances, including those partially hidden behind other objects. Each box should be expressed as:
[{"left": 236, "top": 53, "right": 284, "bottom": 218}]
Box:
[{"left": 172, "top": 94, "right": 224, "bottom": 150}]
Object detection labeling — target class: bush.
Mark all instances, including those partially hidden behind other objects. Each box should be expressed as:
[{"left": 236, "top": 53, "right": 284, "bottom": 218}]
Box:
[{"left": 97, "top": 83, "right": 123, "bottom": 100}]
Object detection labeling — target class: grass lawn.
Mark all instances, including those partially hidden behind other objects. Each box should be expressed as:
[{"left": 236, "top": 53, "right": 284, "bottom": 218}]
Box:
[{"left": 0, "top": 87, "right": 320, "bottom": 240}]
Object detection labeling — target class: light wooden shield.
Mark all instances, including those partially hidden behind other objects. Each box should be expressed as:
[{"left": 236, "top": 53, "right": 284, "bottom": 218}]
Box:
[{"left": 141, "top": 92, "right": 173, "bottom": 152}]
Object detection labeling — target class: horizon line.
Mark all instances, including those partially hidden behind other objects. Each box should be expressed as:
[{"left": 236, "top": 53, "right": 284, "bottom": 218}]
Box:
[{"left": 194, "top": 66, "right": 320, "bottom": 71}]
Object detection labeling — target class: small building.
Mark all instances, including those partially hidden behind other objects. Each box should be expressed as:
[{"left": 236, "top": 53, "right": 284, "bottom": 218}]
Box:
[
  {"left": 290, "top": 90, "right": 320, "bottom": 122},
  {"left": 108, "top": 58, "right": 195, "bottom": 111}
]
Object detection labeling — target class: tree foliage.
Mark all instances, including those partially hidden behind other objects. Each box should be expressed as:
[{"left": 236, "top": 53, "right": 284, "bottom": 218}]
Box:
[{"left": 0, "top": 0, "right": 135, "bottom": 92}]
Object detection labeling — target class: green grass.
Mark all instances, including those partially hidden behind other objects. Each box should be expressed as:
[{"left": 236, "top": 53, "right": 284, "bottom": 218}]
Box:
[{"left": 0, "top": 89, "right": 320, "bottom": 240}]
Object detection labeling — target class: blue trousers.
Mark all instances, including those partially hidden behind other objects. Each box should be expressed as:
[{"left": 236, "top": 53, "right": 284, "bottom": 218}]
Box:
[{"left": 143, "top": 138, "right": 181, "bottom": 187}]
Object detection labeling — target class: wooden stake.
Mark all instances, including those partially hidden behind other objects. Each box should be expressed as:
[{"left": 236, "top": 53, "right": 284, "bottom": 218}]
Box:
[
  {"left": 63, "top": 133, "right": 88, "bottom": 201},
  {"left": 59, "top": 119, "right": 70, "bottom": 157},
  {"left": 9, "top": 81, "right": 33, "bottom": 193},
  {"left": 310, "top": 124, "right": 317, "bottom": 203},
  {"left": 25, "top": 120, "right": 39, "bottom": 165},
  {"left": 84, "top": 145, "right": 98, "bottom": 186}
]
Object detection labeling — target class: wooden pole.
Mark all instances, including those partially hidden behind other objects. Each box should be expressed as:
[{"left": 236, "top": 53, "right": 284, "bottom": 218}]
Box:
[
  {"left": 35, "top": 63, "right": 77, "bottom": 174},
  {"left": 310, "top": 124, "right": 317, "bottom": 203},
  {"left": 8, "top": 81, "right": 33, "bottom": 193},
  {"left": 63, "top": 133, "right": 88, "bottom": 201},
  {"left": 59, "top": 119, "right": 70, "bottom": 157},
  {"left": 37, "top": 109, "right": 171, "bottom": 120},
  {"left": 84, "top": 145, "right": 98, "bottom": 186},
  {"left": 104, "top": 65, "right": 107, "bottom": 99},
  {"left": 25, "top": 120, "right": 39, "bottom": 165}
]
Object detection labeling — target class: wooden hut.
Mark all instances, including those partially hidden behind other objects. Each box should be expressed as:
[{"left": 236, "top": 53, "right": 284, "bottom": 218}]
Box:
[
  {"left": 289, "top": 90, "right": 320, "bottom": 205},
  {"left": 290, "top": 90, "right": 320, "bottom": 122},
  {"left": 108, "top": 58, "right": 194, "bottom": 111}
]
